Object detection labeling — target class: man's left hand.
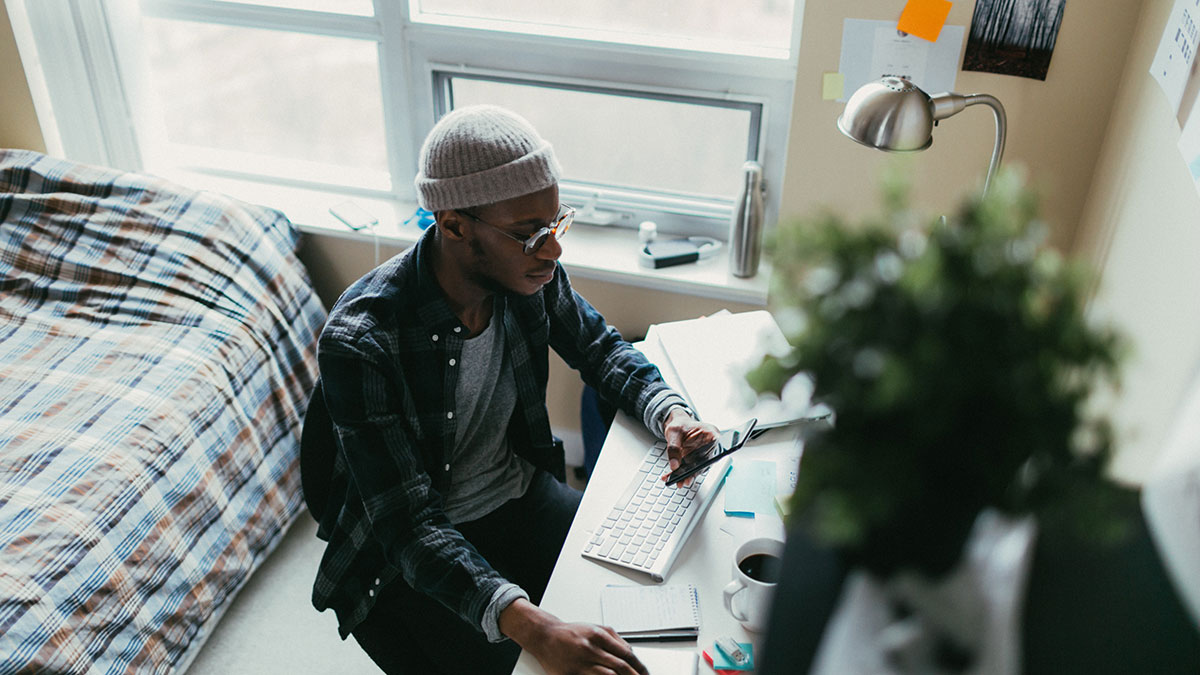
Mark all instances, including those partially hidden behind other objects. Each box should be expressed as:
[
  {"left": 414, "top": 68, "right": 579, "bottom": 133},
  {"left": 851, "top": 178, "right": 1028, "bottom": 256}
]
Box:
[{"left": 662, "top": 407, "right": 719, "bottom": 481}]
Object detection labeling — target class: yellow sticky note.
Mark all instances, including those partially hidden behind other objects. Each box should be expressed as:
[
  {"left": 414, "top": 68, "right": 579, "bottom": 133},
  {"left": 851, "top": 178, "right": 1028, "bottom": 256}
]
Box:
[
  {"left": 897, "top": 0, "right": 952, "bottom": 43},
  {"left": 822, "top": 72, "right": 844, "bottom": 100}
]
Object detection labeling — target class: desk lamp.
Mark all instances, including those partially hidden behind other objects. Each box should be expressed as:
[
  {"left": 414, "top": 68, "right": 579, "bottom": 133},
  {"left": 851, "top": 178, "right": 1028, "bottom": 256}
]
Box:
[{"left": 837, "top": 76, "right": 1007, "bottom": 194}]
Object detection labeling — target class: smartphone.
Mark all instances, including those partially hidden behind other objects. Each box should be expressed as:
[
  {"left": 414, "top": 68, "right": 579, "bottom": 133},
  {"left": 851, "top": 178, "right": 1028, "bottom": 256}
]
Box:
[
  {"left": 330, "top": 200, "right": 379, "bottom": 231},
  {"left": 664, "top": 418, "right": 758, "bottom": 486}
]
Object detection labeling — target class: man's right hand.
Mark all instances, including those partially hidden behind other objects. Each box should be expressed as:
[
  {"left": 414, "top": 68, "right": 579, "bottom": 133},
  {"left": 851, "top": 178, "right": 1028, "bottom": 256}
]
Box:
[{"left": 499, "top": 598, "right": 648, "bottom": 675}]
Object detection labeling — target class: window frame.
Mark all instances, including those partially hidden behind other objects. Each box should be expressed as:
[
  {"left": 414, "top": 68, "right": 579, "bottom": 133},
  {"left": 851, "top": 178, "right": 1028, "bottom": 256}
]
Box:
[
  {"left": 7, "top": 0, "right": 802, "bottom": 235},
  {"left": 428, "top": 67, "right": 767, "bottom": 239}
]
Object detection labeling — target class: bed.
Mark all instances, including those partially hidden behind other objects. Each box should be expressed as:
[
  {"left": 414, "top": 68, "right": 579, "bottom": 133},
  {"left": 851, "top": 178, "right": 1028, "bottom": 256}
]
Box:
[{"left": 0, "top": 149, "right": 326, "bottom": 674}]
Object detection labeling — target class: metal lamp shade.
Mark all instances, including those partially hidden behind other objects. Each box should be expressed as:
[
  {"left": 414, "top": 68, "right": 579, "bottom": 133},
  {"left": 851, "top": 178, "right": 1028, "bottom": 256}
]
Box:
[{"left": 837, "top": 76, "right": 934, "bottom": 152}]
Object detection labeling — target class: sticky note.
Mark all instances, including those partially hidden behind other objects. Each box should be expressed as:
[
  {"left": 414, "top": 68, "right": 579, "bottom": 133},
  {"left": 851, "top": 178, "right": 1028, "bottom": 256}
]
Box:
[
  {"left": 724, "top": 459, "right": 777, "bottom": 517},
  {"left": 897, "top": 0, "right": 952, "bottom": 43},
  {"left": 822, "top": 72, "right": 844, "bottom": 100},
  {"left": 701, "top": 650, "right": 739, "bottom": 675}
]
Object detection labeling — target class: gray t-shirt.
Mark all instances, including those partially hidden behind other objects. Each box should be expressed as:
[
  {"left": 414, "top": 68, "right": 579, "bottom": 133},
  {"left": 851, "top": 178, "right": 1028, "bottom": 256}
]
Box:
[{"left": 441, "top": 304, "right": 536, "bottom": 524}]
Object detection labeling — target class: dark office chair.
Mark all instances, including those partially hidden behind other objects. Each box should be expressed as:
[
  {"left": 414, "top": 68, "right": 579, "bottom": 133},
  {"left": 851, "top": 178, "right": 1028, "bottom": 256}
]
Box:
[{"left": 300, "top": 381, "right": 336, "bottom": 522}]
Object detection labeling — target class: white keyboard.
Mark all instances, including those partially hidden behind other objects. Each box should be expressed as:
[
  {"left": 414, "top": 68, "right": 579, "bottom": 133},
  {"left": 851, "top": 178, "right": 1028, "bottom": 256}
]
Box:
[{"left": 581, "top": 441, "right": 731, "bottom": 582}]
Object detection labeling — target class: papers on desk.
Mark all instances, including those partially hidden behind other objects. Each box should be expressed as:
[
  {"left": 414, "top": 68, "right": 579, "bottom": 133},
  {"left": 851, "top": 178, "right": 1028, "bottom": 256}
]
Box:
[
  {"left": 634, "top": 646, "right": 698, "bottom": 675},
  {"left": 649, "top": 310, "right": 820, "bottom": 431}
]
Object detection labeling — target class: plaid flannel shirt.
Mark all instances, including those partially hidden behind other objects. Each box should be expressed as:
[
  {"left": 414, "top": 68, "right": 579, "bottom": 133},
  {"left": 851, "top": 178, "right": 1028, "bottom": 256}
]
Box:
[{"left": 311, "top": 225, "right": 677, "bottom": 639}]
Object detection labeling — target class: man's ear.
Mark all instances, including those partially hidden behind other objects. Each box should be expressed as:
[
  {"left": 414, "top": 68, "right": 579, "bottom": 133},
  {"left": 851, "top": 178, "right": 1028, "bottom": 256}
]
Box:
[{"left": 437, "top": 210, "right": 467, "bottom": 241}]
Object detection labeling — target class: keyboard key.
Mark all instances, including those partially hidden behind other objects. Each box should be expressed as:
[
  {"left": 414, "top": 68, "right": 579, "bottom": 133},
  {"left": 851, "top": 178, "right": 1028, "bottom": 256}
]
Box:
[{"left": 613, "top": 478, "right": 641, "bottom": 511}]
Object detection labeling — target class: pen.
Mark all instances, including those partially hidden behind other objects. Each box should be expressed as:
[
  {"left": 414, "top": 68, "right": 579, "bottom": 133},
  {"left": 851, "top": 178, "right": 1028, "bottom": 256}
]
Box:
[{"left": 622, "top": 634, "right": 699, "bottom": 643}]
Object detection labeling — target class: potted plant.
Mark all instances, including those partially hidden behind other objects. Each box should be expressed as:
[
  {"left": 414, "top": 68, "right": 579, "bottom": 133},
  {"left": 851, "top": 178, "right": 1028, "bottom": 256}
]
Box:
[{"left": 747, "top": 168, "right": 1129, "bottom": 672}]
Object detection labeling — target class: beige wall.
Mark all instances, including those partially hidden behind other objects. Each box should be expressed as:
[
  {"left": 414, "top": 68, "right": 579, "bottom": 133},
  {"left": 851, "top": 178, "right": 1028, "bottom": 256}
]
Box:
[
  {"left": 782, "top": 1, "right": 1141, "bottom": 251},
  {"left": 0, "top": 1, "right": 44, "bottom": 152},
  {"left": 1074, "top": 0, "right": 1200, "bottom": 484}
]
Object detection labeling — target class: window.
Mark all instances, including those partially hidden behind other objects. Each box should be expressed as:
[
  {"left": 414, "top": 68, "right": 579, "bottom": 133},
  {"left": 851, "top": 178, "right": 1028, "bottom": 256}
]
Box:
[
  {"left": 140, "top": 17, "right": 389, "bottom": 189},
  {"left": 8, "top": 0, "right": 801, "bottom": 237}
]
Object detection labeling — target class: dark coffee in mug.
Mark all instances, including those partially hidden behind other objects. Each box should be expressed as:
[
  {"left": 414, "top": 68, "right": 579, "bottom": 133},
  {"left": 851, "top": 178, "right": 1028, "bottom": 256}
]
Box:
[{"left": 737, "top": 552, "right": 782, "bottom": 583}]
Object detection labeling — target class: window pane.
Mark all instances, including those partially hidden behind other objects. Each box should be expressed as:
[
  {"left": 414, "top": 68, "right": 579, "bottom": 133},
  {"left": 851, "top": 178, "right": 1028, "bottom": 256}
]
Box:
[
  {"left": 448, "top": 77, "right": 754, "bottom": 199},
  {"left": 222, "top": 0, "right": 373, "bottom": 16},
  {"left": 141, "top": 19, "right": 387, "bottom": 178},
  {"left": 413, "top": 0, "right": 793, "bottom": 57}
]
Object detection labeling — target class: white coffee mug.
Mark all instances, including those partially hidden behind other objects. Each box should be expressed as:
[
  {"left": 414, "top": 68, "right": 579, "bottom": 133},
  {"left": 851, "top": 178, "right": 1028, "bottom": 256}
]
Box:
[{"left": 723, "top": 536, "right": 785, "bottom": 632}]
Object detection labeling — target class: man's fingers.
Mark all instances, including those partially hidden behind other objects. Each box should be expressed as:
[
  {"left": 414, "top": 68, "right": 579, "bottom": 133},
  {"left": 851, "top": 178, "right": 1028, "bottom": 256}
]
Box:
[{"left": 590, "top": 627, "right": 647, "bottom": 675}]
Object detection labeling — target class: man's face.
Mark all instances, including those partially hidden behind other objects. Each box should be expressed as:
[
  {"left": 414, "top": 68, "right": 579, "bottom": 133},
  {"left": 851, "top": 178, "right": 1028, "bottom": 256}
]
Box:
[{"left": 458, "top": 185, "right": 564, "bottom": 296}]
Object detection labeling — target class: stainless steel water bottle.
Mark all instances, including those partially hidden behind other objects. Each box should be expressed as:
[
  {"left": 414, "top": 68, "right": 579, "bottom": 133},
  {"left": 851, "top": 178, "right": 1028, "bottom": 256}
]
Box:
[{"left": 730, "top": 161, "right": 764, "bottom": 278}]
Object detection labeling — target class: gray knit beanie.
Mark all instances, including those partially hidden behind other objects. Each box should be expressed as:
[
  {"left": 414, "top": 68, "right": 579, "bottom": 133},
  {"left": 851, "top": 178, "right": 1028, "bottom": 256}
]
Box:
[{"left": 415, "top": 105, "right": 562, "bottom": 212}]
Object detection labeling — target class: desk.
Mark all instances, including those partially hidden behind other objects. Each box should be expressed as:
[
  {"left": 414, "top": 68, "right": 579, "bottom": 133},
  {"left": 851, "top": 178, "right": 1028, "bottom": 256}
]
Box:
[{"left": 514, "top": 339, "right": 802, "bottom": 674}]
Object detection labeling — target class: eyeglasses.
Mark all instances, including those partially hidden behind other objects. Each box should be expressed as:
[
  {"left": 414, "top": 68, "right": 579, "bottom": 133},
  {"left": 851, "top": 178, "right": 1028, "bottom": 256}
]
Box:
[{"left": 458, "top": 204, "right": 575, "bottom": 255}]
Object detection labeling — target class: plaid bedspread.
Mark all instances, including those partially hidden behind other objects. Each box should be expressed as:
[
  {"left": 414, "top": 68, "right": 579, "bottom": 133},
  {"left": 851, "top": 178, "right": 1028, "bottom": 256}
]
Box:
[{"left": 0, "top": 150, "right": 326, "bottom": 674}]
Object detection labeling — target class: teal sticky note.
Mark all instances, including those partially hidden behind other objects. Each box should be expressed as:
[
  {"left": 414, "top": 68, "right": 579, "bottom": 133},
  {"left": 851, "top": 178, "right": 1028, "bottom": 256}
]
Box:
[
  {"left": 711, "top": 641, "right": 754, "bottom": 670},
  {"left": 724, "top": 460, "right": 777, "bottom": 517}
]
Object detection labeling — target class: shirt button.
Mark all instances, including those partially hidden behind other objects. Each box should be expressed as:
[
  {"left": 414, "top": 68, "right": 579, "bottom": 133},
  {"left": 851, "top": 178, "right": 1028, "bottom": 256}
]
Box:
[
  {"left": 453, "top": 326, "right": 462, "bottom": 333},
  {"left": 446, "top": 412, "right": 453, "bottom": 419},
  {"left": 374, "top": 578, "right": 381, "bottom": 585},
  {"left": 431, "top": 334, "right": 439, "bottom": 342},
  {"left": 368, "top": 589, "right": 375, "bottom": 597},
  {"left": 448, "top": 358, "right": 456, "bottom": 366},
  {"left": 444, "top": 463, "right": 450, "bottom": 471}
]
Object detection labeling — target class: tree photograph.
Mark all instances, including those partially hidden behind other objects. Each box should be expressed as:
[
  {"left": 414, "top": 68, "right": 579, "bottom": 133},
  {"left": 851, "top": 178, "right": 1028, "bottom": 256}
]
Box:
[{"left": 962, "top": 0, "right": 1067, "bottom": 80}]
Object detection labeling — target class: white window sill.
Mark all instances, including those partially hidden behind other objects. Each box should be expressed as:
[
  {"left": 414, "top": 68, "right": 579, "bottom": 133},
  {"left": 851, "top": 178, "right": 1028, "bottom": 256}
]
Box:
[{"left": 163, "top": 171, "right": 769, "bottom": 305}]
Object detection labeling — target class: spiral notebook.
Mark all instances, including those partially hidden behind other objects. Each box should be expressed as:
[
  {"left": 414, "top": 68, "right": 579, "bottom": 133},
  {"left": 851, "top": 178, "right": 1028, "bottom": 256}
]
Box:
[{"left": 600, "top": 584, "right": 701, "bottom": 641}]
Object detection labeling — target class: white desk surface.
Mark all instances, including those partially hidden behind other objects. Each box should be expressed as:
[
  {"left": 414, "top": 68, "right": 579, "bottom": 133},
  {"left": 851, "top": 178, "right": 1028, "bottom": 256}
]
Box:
[{"left": 513, "top": 338, "right": 802, "bottom": 674}]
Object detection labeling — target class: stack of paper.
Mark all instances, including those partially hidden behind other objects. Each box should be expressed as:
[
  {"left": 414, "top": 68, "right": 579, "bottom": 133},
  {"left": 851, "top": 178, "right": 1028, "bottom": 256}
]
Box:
[{"left": 649, "top": 310, "right": 818, "bottom": 431}]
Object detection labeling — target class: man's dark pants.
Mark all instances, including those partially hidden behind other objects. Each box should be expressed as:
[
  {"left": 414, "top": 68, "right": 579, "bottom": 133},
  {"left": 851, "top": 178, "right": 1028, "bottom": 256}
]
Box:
[{"left": 351, "top": 469, "right": 583, "bottom": 674}]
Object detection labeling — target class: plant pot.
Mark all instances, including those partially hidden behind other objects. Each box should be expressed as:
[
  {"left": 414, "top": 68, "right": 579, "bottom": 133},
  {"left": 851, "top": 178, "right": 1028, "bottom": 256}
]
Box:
[{"left": 810, "top": 509, "right": 1037, "bottom": 675}]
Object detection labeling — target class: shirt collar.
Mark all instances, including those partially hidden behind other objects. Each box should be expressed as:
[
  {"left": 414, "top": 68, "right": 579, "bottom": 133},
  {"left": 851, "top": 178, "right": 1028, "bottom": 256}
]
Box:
[{"left": 410, "top": 222, "right": 511, "bottom": 336}]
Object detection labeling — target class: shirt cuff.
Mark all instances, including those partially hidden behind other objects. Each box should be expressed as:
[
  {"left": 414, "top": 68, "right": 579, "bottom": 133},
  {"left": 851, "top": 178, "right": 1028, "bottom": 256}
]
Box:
[
  {"left": 642, "top": 390, "right": 692, "bottom": 439},
  {"left": 481, "top": 583, "right": 529, "bottom": 643}
]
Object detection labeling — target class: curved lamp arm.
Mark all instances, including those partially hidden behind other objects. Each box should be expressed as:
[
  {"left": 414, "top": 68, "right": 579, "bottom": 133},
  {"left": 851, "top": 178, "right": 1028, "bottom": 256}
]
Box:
[
  {"left": 931, "top": 92, "right": 1007, "bottom": 195},
  {"left": 839, "top": 78, "right": 1009, "bottom": 195}
]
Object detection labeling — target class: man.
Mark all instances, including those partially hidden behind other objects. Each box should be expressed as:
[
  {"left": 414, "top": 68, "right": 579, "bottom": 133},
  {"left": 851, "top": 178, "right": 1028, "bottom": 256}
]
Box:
[{"left": 304, "top": 105, "right": 718, "bottom": 674}]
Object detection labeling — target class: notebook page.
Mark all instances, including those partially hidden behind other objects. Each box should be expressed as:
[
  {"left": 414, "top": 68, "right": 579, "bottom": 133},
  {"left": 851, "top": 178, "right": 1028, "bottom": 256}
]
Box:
[{"left": 600, "top": 584, "right": 700, "bottom": 634}]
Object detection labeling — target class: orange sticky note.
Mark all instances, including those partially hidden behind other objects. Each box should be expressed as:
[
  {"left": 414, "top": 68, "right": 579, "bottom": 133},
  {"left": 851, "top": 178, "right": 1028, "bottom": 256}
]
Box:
[{"left": 897, "top": 0, "right": 952, "bottom": 43}]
